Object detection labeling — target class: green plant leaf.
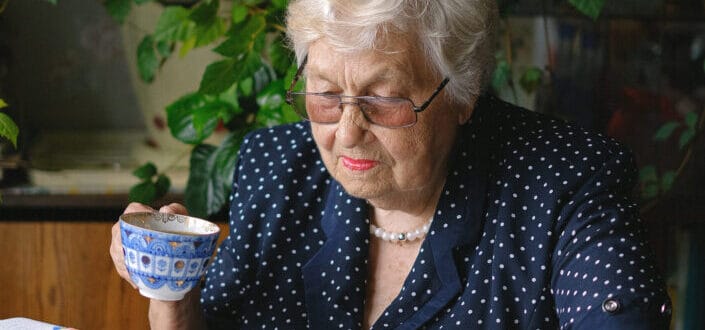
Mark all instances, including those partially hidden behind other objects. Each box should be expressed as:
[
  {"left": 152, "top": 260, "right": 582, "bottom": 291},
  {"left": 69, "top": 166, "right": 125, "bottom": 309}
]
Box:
[
  {"left": 256, "top": 80, "right": 285, "bottom": 110},
  {"left": 519, "top": 67, "right": 543, "bottom": 94},
  {"left": 217, "top": 83, "right": 242, "bottom": 115},
  {"left": 251, "top": 62, "right": 273, "bottom": 93},
  {"left": 154, "top": 6, "right": 190, "bottom": 42},
  {"left": 179, "top": 35, "right": 198, "bottom": 57},
  {"left": 185, "top": 132, "right": 246, "bottom": 217},
  {"left": 641, "top": 182, "right": 659, "bottom": 200},
  {"left": 239, "top": 77, "right": 254, "bottom": 96},
  {"left": 167, "top": 93, "right": 208, "bottom": 144},
  {"left": 137, "top": 35, "right": 158, "bottom": 82},
  {"left": 268, "top": 34, "right": 293, "bottom": 75},
  {"left": 678, "top": 128, "right": 696, "bottom": 149},
  {"left": 199, "top": 59, "right": 240, "bottom": 95},
  {"left": 0, "top": 112, "right": 19, "bottom": 148},
  {"left": 193, "top": 17, "right": 227, "bottom": 47},
  {"left": 231, "top": 4, "right": 248, "bottom": 24},
  {"left": 132, "top": 162, "right": 157, "bottom": 180},
  {"left": 189, "top": 0, "right": 219, "bottom": 25},
  {"left": 256, "top": 79, "right": 298, "bottom": 126},
  {"left": 185, "top": 144, "right": 218, "bottom": 217},
  {"left": 653, "top": 121, "right": 680, "bottom": 141},
  {"left": 105, "top": 0, "right": 132, "bottom": 24},
  {"left": 156, "top": 40, "right": 172, "bottom": 57},
  {"left": 685, "top": 111, "right": 698, "bottom": 129},
  {"left": 200, "top": 53, "right": 262, "bottom": 95},
  {"left": 186, "top": 0, "right": 226, "bottom": 48},
  {"left": 129, "top": 181, "right": 157, "bottom": 204},
  {"left": 491, "top": 60, "right": 511, "bottom": 92},
  {"left": 639, "top": 165, "right": 658, "bottom": 184},
  {"left": 284, "top": 60, "right": 302, "bottom": 91},
  {"left": 155, "top": 174, "right": 171, "bottom": 198},
  {"left": 166, "top": 92, "right": 235, "bottom": 144},
  {"left": 568, "top": 0, "right": 605, "bottom": 20},
  {"left": 272, "top": 0, "right": 287, "bottom": 9},
  {"left": 214, "top": 14, "right": 266, "bottom": 57},
  {"left": 661, "top": 170, "right": 676, "bottom": 193},
  {"left": 0, "top": 98, "right": 6, "bottom": 108},
  {"left": 191, "top": 103, "right": 221, "bottom": 136},
  {"left": 134, "top": 0, "right": 151, "bottom": 4}
]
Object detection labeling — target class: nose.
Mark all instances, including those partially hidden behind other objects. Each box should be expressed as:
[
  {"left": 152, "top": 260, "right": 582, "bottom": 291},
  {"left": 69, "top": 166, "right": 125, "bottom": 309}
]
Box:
[{"left": 335, "top": 102, "right": 371, "bottom": 148}]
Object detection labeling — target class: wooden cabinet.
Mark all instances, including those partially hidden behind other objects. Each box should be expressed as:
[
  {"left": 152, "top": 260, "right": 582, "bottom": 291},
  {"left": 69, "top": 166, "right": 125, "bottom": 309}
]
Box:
[
  {"left": 0, "top": 221, "right": 149, "bottom": 328},
  {"left": 0, "top": 221, "right": 228, "bottom": 329}
]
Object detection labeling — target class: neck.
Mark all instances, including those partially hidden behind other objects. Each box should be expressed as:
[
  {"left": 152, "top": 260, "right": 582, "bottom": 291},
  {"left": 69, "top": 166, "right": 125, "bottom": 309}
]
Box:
[{"left": 368, "top": 179, "right": 445, "bottom": 234}]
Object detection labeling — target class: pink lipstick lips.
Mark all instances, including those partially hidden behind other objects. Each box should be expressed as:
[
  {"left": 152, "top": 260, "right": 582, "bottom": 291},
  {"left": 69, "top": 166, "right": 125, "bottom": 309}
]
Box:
[{"left": 341, "top": 156, "right": 378, "bottom": 171}]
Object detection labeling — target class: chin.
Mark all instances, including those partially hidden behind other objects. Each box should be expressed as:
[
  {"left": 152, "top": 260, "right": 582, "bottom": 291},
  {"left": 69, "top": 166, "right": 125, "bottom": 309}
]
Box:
[{"left": 337, "top": 179, "right": 386, "bottom": 201}]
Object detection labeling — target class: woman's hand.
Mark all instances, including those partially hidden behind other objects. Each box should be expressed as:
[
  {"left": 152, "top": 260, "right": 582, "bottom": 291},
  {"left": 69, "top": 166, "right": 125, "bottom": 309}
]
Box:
[{"left": 109, "top": 202, "right": 189, "bottom": 287}]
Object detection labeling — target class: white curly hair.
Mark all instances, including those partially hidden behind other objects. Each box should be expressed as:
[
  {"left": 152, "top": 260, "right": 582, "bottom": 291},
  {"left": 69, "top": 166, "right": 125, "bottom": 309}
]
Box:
[{"left": 285, "top": 0, "right": 499, "bottom": 106}]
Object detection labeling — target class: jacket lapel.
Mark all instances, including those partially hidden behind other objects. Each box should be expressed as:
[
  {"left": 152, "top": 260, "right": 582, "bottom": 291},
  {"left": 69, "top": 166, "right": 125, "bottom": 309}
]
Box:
[{"left": 302, "top": 181, "right": 370, "bottom": 329}]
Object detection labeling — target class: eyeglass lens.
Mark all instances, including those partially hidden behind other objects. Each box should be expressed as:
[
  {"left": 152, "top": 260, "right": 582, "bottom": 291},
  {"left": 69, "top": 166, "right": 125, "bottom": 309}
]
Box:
[{"left": 291, "top": 94, "right": 417, "bottom": 127}]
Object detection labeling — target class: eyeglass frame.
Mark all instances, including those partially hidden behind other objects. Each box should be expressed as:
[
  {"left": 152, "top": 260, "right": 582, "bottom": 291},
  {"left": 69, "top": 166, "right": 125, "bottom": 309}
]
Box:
[{"left": 285, "top": 55, "right": 450, "bottom": 128}]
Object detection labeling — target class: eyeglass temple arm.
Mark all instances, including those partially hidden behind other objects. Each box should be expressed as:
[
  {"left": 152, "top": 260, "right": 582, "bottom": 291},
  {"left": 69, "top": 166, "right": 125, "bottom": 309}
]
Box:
[
  {"left": 416, "top": 78, "right": 450, "bottom": 112},
  {"left": 286, "top": 55, "right": 308, "bottom": 103}
]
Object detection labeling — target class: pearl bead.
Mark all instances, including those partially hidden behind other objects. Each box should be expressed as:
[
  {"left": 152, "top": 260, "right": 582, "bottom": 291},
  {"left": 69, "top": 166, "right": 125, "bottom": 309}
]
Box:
[{"left": 369, "top": 217, "right": 433, "bottom": 243}]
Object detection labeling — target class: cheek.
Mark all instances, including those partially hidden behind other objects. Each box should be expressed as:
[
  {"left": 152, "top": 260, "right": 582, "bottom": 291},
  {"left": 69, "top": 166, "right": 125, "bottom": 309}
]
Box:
[
  {"left": 311, "top": 124, "right": 336, "bottom": 158},
  {"left": 378, "top": 131, "right": 425, "bottom": 169}
]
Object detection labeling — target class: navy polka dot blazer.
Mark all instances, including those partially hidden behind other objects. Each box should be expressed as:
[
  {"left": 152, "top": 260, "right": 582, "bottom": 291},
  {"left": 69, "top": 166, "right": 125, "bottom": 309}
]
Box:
[{"left": 200, "top": 95, "right": 671, "bottom": 329}]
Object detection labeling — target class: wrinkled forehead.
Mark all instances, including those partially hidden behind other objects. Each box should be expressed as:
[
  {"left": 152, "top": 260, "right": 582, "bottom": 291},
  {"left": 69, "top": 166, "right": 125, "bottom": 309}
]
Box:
[{"left": 304, "top": 36, "right": 430, "bottom": 82}]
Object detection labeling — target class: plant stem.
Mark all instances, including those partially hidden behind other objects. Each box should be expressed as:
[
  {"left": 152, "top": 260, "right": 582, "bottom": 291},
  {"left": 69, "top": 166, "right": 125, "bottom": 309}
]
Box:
[
  {"left": 271, "top": 23, "right": 286, "bottom": 33},
  {"left": 159, "top": 146, "right": 194, "bottom": 175}
]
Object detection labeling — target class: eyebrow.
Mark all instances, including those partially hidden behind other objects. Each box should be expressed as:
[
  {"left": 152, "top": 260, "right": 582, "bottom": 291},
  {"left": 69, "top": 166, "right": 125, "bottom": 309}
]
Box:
[{"left": 305, "top": 65, "right": 403, "bottom": 89}]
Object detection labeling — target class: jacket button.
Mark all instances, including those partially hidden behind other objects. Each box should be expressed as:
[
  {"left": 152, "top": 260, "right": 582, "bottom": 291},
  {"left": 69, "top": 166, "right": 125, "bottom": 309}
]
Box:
[
  {"left": 660, "top": 301, "right": 672, "bottom": 316},
  {"left": 602, "top": 298, "right": 621, "bottom": 314}
]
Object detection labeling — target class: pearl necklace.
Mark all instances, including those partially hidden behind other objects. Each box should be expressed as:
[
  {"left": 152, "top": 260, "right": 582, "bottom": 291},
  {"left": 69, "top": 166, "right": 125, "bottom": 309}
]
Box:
[{"left": 369, "top": 217, "right": 433, "bottom": 243}]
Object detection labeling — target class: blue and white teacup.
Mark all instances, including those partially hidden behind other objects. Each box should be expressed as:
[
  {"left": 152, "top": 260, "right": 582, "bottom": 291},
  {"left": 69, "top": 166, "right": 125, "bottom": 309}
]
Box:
[{"left": 119, "top": 212, "right": 220, "bottom": 301}]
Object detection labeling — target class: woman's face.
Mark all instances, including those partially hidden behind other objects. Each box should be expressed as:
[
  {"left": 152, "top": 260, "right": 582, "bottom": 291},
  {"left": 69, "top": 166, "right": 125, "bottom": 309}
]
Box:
[{"left": 307, "top": 38, "right": 473, "bottom": 210}]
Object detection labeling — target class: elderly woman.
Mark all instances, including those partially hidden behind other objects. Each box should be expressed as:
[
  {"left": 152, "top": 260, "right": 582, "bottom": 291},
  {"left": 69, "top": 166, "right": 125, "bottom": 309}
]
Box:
[{"left": 110, "top": 0, "right": 672, "bottom": 329}]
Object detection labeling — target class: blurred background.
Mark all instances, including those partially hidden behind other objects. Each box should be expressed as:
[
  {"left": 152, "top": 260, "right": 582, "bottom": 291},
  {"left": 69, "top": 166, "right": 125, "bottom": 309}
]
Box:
[{"left": 0, "top": 0, "right": 703, "bottom": 328}]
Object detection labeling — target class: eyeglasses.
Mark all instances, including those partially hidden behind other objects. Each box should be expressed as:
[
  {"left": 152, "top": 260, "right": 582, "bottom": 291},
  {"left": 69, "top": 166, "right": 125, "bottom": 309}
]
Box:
[{"left": 285, "top": 56, "right": 450, "bottom": 128}]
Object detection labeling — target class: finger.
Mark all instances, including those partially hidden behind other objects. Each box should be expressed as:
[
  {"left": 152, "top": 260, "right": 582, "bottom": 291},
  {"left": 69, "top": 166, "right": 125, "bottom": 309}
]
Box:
[
  {"left": 110, "top": 245, "right": 136, "bottom": 289},
  {"left": 159, "top": 203, "right": 189, "bottom": 215},
  {"left": 110, "top": 221, "right": 137, "bottom": 289},
  {"left": 123, "top": 202, "right": 156, "bottom": 214}
]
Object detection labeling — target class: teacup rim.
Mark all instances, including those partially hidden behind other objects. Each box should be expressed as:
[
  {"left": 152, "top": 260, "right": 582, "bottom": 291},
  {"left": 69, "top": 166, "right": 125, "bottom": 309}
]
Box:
[{"left": 119, "top": 211, "right": 221, "bottom": 236}]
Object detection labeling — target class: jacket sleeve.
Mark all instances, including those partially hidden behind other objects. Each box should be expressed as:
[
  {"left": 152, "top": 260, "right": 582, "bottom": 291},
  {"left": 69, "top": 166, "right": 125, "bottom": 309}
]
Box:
[
  {"left": 550, "top": 146, "right": 672, "bottom": 329},
  {"left": 200, "top": 132, "right": 256, "bottom": 329}
]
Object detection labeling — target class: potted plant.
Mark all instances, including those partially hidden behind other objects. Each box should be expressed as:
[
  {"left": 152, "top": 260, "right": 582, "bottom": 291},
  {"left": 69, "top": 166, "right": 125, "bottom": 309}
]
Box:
[{"left": 107, "top": 0, "right": 297, "bottom": 217}]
